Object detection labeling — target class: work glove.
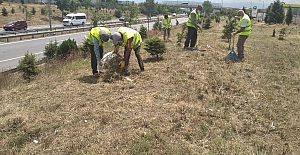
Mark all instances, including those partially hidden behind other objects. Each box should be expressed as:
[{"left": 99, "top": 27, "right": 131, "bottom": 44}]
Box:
[
  {"left": 119, "top": 60, "right": 125, "bottom": 69},
  {"left": 200, "top": 13, "right": 206, "bottom": 17}
]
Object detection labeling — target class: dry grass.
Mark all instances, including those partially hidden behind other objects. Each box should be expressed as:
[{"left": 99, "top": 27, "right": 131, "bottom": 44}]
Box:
[
  {"left": 0, "top": 2, "right": 120, "bottom": 27},
  {"left": 1, "top": 18, "right": 300, "bottom": 155}
]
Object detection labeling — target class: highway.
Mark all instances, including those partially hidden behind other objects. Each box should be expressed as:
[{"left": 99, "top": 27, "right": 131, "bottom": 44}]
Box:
[{"left": 0, "top": 17, "right": 187, "bottom": 72}]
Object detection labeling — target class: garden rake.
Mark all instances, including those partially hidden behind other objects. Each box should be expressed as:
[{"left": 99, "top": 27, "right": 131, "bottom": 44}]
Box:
[{"left": 225, "top": 35, "right": 240, "bottom": 62}]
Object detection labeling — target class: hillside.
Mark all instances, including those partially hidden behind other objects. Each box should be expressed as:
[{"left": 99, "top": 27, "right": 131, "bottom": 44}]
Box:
[{"left": 1, "top": 13, "right": 300, "bottom": 154}]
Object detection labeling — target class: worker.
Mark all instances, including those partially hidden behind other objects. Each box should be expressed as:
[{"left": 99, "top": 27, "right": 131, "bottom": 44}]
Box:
[
  {"left": 111, "top": 27, "right": 144, "bottom": 72},
  {"left": 86, "top": 27, "right": 111, "bottom": 76},
  {"left": 162, "top": 14, "right": 172, "bottom": 41},
  {"left": 232, "top": 10, "right": 251, "bottom": 60},
  {"left": 184, "top": 5, "right": 205, "bottom": 50}
]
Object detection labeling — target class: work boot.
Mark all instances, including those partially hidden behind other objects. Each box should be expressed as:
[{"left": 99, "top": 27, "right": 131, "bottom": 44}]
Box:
[
  {"left": 191, "top": 46, "right": 199, "bottom": 51},
  {"left": 183, "top": 47, "right": 190, "bottom": 50}
]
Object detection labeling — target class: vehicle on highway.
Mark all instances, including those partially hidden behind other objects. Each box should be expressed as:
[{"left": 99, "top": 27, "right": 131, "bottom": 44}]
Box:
[
  {"left": 63, "top": 13, "right": 87, "bottom": 26},
  {"left": 119, "top": 16, "right": 125, "bottom": 21},
  {"left": 3, "top": 20, "right": 27, "bottom": 31},
  {"left": 172, "top": 13, "right": 177, "bottom": 17}
]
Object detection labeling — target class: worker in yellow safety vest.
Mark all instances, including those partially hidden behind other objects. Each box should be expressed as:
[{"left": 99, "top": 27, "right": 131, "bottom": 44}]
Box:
[
  {"left": 111, "top": 27, "right": 144, "bottom": 72},
  {"left": 162, "top": 14, "right": 172, "bottom": 41},
  {"left": 86, "top": 27, "right": 111, "bottom": 76},
  {"left": 184, "top": 5, "right": 205, "bottom": 50},
  {"left": 232, "top": 10, "right": 251, "bottom": 60}
]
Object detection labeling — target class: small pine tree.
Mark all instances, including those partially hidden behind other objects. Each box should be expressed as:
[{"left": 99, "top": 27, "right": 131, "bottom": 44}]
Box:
[
  {"left": 56, "top": 38, "right": 78, "bottom": 58},
  {"left": 203, "top": 18, "right": 211, "bottom": 29},
  {"left": 279, "top": 28, "right": 286, "bottom": 40},
  {"left": 176, "top": 24, "right": 187, "bottom": 45},
  {"left": 221, "top": 16, "right": 235, "bottom": 43},
  {"left": 11, "top": 7, "right": 15, "bottom": 14},
  {"left": 272, "top": 29, "right": 276, "bottom": 37},
  {"left": 18, "top": 52, "right": 41, "bottom": 81},
  {"left": 153, "top": 17, "right": 162, "bottom": 31},
  {"left": 285, "top": 6, "right": 293, "bottom": 26},
  {"left": 31, "top": 7, "right": 36, "bottom": 15},
  {"left": 2, "top": 7, "right": 8, "bottom": 16},
  {"left": 41, "top": 7, "right": 47, "bottom": 15},
  {"left": 44, "top": 40, "right": 59, "bottom": 59},
  {"left": 139, "top": 25, "right": 147, "bottom": 39},
  {"left": 215, "top": 15, "right": 220, "bottom": 23},
  {"left": 144, "top": 37, "right": 166, "bottom": 60}
]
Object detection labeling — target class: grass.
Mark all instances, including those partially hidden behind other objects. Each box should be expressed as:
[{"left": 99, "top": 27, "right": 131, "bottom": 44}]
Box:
[{"left": 1, "top": 15, "right": 300, "bottom": 154}]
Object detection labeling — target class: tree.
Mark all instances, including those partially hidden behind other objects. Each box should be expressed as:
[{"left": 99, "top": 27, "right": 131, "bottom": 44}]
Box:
[
  {"left": 31, "top": 7, "right": 36, "bottom": 15},
  {"left": 69, "top": 0, "right": 81, "bottom": 12},
  {"left": 18, "top": 52, "right": 41, "bottom": 81},
  {"left": 285, "top": 6, "right": 293, "bottom": 26},
  {"left": 221, "top": 16, "right": 235, "bottom": 48},
  {"left": 2, "top": 7, "right": 8, "bottom": 16},
  {"left": 54, "top": 0, "right": 70, "bottom": 19},
  {"left": 11, "top": 7, "right": 15, "bottom": 14},
  {"left": 144, "top": 37, "right": 166, "bottom": 60},
  {"left": 114, "top": 9, "right": 122, "bottom": 18},
  {"left": 139, "top": 25, "right": 147, "bottom": 39},
  {"left": 265, "top": 0, "right": 284, "bottom": 24},
  {"left": 202, "top": 1, "right": 213, "bottom": 16}
]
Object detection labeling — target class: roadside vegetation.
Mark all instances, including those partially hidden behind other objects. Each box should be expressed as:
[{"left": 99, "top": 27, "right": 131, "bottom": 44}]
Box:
[
  {"left": 1, "top": 10, "right": 300, "bottom": 153},
  {"left": 1, "top": 0, "right": 300, "bottom": 154}
]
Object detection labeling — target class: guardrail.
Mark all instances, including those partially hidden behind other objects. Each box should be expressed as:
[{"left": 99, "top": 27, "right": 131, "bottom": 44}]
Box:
[{"left": 0, "top": 16, "right": 183, "bottom": 42}]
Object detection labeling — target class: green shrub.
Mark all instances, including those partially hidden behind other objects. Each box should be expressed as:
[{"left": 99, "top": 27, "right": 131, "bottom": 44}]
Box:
[
  {"left": 153, "top": 17, "right": 162, "bottom": 31},
  {"left": 144, "top": 37, "right": 166, "bottom": 60},
  {"left": 56, "top": 38, "right": 78, "bottom": 58},
  {"left": 41, "top": 7, "right": 47, "bottom": 15},
  {"left": 18, "top": 52, "right": 41, "bottom": 81},
  {"left": 2, "top": 7, "right": 8, "bottom": 16},
  {"left": 114, "top": 9, "right": 122, "bottom": 18},
  {"left": 203, "top": 18, "right": 211, "bottom": 29},
  {"left": 176, "top": 24, "right": 187, "bottom": 45},
  {"left": 11, "top": 7, "right": 15, "bottom": 14},
  {"left": 79, "top": 37, "right": 90, "bottom": 58},
  {"left": 44, "top": 40, "right": 59, "bottom": 59},
  {"left": 139, "top": 25, "right": 147, "bottom": 39},
  {"left": 31, "top": 7, "right": 36, "bottom": 15}
]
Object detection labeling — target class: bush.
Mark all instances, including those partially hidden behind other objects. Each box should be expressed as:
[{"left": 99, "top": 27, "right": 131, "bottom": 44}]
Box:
[
  {"left": 139, "top": 25, "right": 147, "bottom": 39},
  {"left": 31, "top": 7, "right": 36, "bottom": 15},
  {"left": 176, "top": 24, "right": 187, "bottom": 45},
  {"left": 18, "top": 52, "right": 41, "bottom": 81},
  {"left": 41, "top": 7, "right": 47, "bottom": 15},
  {"left": 79, "top": 37, "right": 90, "bottom": 58},
  {"left": 56, "top": 38, "right": 78, "bottom": 58},
  {"left": 11, "top": 7, "right": 15, "bottom": 14},
  {"left": 114, "top": 9, "right": 122, "bottom": 18},
  {"left": 44, "top": 40, "right": 59, "bottom": 59},
  {"left": 153, "top": 17, "right": 162, "bottom": 31},
  {"left": 203, "top": 18, "right": 211, "bottom": 29},
  {"left": 2, "top": 7, "right": 8, "bottom": 16},
  {"left": 144, "top": 37, "right": 166, "bottom": 60}
]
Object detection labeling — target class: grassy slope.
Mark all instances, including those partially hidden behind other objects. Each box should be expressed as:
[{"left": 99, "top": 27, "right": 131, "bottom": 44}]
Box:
[{"left": 1, "top": 9, "right": 300, "bottom": 155}]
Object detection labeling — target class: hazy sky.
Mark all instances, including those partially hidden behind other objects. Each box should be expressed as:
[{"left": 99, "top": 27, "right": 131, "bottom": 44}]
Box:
[{"left": 155, "top": 0, "right": 300, "bottom": 9}]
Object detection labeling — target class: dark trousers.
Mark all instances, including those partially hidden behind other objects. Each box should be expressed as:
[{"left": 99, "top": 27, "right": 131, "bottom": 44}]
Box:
[
  {"left": 124, "top": 46, "right": 144, "bottom": 71},
  {"left": 163, "top": 28, "right": 171, "bottom": 41},
  {"left": 88, "top": 44, "right": 103, "bottom": 74},
  {"left": 237, "top": 35, "right": 248, "bottom": 59},
  {"left": 184, "top": 26, "right": 198, "bottom": 48}
]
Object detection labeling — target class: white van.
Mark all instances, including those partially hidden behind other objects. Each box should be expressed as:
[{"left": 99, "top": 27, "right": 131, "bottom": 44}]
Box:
[{"left": 63, "top": 13, "right": 87, "bottom": 26}]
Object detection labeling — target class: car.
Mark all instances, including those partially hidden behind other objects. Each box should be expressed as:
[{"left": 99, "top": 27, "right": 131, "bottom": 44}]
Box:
[
  {"left": 172, "top": 13, "right": 177, "bottom": 17},
  {"left": 3, "top": 20, "right": 27, "bottom": 31},
  {"left": 119, "top": 16, "right": 125, "bottom": 21}
]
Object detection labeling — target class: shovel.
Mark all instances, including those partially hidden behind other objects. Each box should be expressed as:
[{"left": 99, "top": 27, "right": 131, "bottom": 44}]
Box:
[{"left": 225, "top": 35, "right": 240, "bottom": 62}]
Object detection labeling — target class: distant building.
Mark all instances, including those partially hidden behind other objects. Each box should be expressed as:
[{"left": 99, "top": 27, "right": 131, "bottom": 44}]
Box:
[{"left": 117, "top": 1, "right": 134, "bottom": 5}]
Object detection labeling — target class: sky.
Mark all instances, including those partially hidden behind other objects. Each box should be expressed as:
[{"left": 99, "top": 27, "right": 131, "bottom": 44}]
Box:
[{"left": 153, "top": 0, "right": 300, "bottom": 9}]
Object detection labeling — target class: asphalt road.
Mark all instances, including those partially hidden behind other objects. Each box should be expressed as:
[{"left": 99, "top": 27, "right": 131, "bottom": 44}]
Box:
[{"left": 0, "top": 17, "right": 187, "bottom": 72}]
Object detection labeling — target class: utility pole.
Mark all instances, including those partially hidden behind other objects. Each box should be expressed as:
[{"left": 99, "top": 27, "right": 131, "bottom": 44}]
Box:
[{"left": 48, "top": 0, "right": 52, "bottom": 31}]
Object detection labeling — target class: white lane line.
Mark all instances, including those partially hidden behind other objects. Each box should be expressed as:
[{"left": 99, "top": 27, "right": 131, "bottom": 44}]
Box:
[
  {"left": 0, "top": 52, "right": 44, "bottom": 63},
  {"left": 0, "top": 31, "right": 88, "bottom": 46}
]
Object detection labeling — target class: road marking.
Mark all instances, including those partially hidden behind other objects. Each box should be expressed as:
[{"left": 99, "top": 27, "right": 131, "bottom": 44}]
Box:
[
  {"left": 0, "top": 52, "right": 44, "bottom": 63},
  {"left": 0, "top": 31, "right": 88, "bottom": 46}
]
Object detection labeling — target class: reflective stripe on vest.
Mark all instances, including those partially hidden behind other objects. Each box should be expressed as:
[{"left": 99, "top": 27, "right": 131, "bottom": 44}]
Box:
[
  {"left": 87, "top": 27, "right": 111, "bottom": 46},
  {"left": 238, "top": 14, "right": 251, "bottom": 36},
  {"left": 186, "top": 9, "right": 199, "bottom": 28},
  {"left": 163, "top": 16, "right": 172, "bottom": 28},
  {"left": 117, "top": 27, "right": 142, "bottom": 49}
]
